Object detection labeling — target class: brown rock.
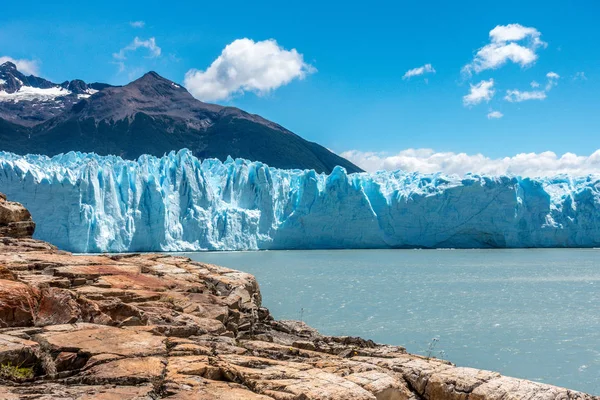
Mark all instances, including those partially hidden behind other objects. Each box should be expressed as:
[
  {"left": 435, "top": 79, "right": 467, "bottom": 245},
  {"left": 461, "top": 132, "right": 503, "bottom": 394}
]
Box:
[
  {"left": 0, "top": 383, "right": 156, "bottom": 399},
  {"left": 37, "top": 324, "right": 167, "bottom": 357},
  {"left": 0, "top": 279, "right": 39, "bottom": 327},
  {"left": 35, "top": 288, "right": 81, "bottom": 326},
  {"left": 0, "top": 334, "right": 40, "bottom": 367},
  {"left": 77, "top": 356, "right": 166, "bottom": 385},
  {"left": 0, "top": 195, "right": 35, "bottom": 238}
]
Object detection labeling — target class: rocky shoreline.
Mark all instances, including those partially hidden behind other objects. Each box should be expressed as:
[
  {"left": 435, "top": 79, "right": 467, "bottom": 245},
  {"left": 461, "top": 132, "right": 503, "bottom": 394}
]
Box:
[{"left": 0, "top": 193, "right": 597, "bottom": 399}]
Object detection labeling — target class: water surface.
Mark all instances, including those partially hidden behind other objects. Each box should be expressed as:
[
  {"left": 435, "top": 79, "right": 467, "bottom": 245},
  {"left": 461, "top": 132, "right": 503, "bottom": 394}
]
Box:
[{"left": 185, "top": 249, "right": 600, "bottom": 394}]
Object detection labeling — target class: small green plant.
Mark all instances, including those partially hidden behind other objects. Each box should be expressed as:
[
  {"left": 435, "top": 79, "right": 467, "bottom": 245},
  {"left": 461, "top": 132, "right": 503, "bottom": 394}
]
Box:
[
  {"left": 159, "top": 295, "right": 177, "bottom": 305},
  {"left": 0, "top": 362, "right": 34, "bottom": 381},
  {"left": 425, "top": 337, "right": 446, "bottom": 360},
  {"left": 425, "top": 337, "right": 439, "bottom": 358}
]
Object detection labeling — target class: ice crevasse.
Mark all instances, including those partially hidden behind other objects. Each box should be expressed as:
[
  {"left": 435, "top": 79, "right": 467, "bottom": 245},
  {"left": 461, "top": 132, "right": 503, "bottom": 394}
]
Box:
[{"left": 0, "top": 149, "right": 599, "bottom": 253}]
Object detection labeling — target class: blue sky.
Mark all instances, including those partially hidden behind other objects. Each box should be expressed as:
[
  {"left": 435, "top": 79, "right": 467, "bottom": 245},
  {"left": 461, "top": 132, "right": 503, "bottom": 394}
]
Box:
[{"left": 1, "top": 0, "right": 599, "bottom": 173}]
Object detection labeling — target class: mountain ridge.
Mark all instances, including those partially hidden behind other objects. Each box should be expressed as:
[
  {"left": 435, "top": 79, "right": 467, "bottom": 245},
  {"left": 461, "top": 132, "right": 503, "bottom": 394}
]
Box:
[{"left": 0, "top": 64, "right": 362, "bottom": 173}]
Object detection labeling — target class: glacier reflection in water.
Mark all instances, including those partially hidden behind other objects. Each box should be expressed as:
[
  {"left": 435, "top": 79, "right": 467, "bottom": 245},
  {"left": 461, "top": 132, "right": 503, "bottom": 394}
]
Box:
[{"left": 186, "top": 248, "right": 600, "bottom": 395}]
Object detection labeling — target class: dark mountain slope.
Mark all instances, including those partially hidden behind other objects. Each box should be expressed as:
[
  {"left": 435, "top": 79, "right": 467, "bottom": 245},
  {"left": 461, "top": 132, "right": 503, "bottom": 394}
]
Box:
[{"left": 0, "top": 67, "right": 362, "bottom": 173}]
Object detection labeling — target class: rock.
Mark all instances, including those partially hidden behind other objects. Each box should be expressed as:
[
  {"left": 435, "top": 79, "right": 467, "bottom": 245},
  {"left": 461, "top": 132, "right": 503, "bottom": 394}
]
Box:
[
  {"left": 36, "top": 324, "right": 167, "bottom": 357},
  {"left": 0, "top": 383, "right": 157, "bottom": 399},
  {"left": 0, "top": 280, "right": 39, "bottom": 327},
  {"left": 0, "top": 195, "right": 35, "bottom": 238},
  {"left": 75, "top": 356, "right": 166, "bottom": 385},
  {"left": 0, "top": 334, "right": 40, "bottom": 367}
]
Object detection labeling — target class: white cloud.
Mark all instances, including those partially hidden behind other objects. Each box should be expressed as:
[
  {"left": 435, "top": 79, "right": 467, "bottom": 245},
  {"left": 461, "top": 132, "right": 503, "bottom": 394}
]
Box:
[
  {"left": 504, "top": 71, "right": 559, "bottom": 102},
  {"left": 403, "top": 63, "right": 435, "bottom": 80},
  {"left": 130, "top": 21, "right": 145, "bottom": 28},
  {"left": 184, "top": 38, "right": 315, "bottom": 101},
  {"left": 462, "top": 23, "right": 546, "bottom": 75},
  {"left": 113, "top": 37, "right": 161, "bottom": 60},
  {"left": 340, "top": 148, "right": 600, "bottom": 176},
  {"left": 574, "top": 71, "right": 587, "bottom": 81},
  {"left": 504, "top": 89, "right": 546, "bottom": 102},
  {"left": 463, "top": 79, "right": 495, "bottom": 106},
  {"left": 489, "top": 24, "right": 545, "bottom": 45},
  {"left": 545, "top": 71, "right": 559, "bottom": 91},
  {"left": 487, "top": 110, "right": 503, "bottom": 119},
  {"left": 0, "top": 56, "right": 40, "bottom": 75}
]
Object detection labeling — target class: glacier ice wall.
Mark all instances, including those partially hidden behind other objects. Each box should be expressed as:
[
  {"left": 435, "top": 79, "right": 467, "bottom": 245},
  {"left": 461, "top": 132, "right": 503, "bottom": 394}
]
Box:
[{"left": 0, "top": 149, "right": 599, "bottom": 252}]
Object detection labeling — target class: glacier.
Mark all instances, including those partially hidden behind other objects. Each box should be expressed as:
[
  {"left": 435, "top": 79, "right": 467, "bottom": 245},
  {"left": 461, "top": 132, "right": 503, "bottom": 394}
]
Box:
[{"left": 0, "top": 149, "right": 599, "bottom": 253}]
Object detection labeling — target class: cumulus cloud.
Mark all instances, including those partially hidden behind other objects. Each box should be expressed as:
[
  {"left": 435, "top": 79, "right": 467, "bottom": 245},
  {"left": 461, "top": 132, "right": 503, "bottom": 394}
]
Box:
[
  {"left": 504, "top": 71, "right": 559, "bottom": 102},
  {"left": 113, "top": 37, "right": 161, "bottom": 60},
  {"left": 462, "top": 23, "right": 546, "bottom": 75},
  {"left": 463, "top": 79, "right": 495, "bottom": 106},
  {"left": 0, "top": 56, "right": 39, "bottom": 75},
  {"left": 573, "top": 71, "right": 587, "bottom": 81},
  {"left": 488, "top": 24, "right": 545, "bottom": 46},
  {"left": 130, "top": 21, "right": 145, "bottom": 28},
  {"left": 504, "top": 89, "right": 546, "bottom": 102},
  {"left": 487, "top": 110, "right": 503, "bottom": 119},
  {"left": 184, "top": 38, "right": 315, "bottom": 102},
  {"left": 403, "top": 63, "right": 435, "bottom": 80},
  {"left": 340, "top": 148, "right": 600, "bottom": 177}
]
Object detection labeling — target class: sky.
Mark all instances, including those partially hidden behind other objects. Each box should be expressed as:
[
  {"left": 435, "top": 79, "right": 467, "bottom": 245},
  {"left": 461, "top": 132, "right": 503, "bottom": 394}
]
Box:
[{"left": 1, "top": 0, "right": 599, "bottom": 175}]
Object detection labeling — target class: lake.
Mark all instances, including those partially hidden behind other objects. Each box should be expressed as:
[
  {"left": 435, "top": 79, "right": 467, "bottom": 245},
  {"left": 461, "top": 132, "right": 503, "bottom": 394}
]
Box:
[{"left": 185, "top": 248, "right": 600, "bottom": 394}]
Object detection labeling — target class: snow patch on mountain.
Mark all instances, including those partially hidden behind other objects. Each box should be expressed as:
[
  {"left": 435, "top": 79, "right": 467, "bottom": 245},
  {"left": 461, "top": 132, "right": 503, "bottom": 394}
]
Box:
[
  {"left": 0, "top": 85, "right": 71, "bottom": 102},
  {"left": 77, "top": 88, "right": 99, "bottom": 99}
]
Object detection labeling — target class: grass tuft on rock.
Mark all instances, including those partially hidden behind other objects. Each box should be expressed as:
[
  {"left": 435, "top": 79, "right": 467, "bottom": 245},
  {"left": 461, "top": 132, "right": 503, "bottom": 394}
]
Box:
[{"left": 0, "top": 362, "right": 35, "bottom": 382}]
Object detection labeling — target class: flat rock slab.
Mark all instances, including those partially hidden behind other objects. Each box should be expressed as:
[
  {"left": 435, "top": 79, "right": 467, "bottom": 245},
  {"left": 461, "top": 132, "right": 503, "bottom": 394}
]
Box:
[
  {"left": 53, "top": 264, "right": 142, "bottom": 279},
  {"left": 167, "top": 381, "right": 275, "bottom": 399},
  {"left": 37, "top": 324, "right": 167, "bottom": 357},
  {"left": 77, "top": 356, "right": 166, "bottom": 385},
  {"left": 0, "top": 383, "right": 156, "bottom": 399}
]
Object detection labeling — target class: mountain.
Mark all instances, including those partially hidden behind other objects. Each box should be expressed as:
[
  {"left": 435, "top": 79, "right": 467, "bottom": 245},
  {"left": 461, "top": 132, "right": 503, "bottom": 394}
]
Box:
[
  {"left": 0, "top": 62, "right": 362, "bottom": 174},
  {"left": 0, "top": 61, "right": 109, "bottom": 126}
]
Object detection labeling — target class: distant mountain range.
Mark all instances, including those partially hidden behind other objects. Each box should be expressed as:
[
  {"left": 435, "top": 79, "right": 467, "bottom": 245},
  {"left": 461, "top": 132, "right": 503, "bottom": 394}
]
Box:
[{"left": 0, "top": 61, "right": 361, "bottom": 173}]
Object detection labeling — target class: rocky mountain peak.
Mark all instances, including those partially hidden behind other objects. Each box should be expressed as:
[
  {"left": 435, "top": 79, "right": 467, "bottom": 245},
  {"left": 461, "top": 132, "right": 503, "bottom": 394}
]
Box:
[
  {"left": 0, "top": 63, "right": 58, "bottom": 93},
  {"left": 0, "top": 61, "right": 17, "bottom": 71},
  {"left": 64, "top": 79, "right": 90, "bottom": 94},
  {"left": 129, "top": 71, "right": 186, "bottom": 96}
]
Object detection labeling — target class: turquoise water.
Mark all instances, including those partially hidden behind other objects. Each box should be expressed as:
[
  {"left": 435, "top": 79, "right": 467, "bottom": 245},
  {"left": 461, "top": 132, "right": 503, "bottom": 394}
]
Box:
[{"left": 185, "top": 249, "right": 600, "bottom": 394}]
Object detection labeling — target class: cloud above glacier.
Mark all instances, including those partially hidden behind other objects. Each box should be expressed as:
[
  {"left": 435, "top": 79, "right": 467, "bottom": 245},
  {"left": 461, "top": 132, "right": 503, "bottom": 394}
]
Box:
[
  {"left": 503, "top": 71, "right": 559, "bottom": 102},
  {"left": 463, "top": 79, "right": 495, "bottom": 106},
  {"left": 0, "top": 56, "right": 39, "bottom": 75},
  {"left": 113, "top": 37, "right": 161, "bottom": 60},
  {"left": 403, "top": 63, "right": 435, "bottom": 80},
  {"left": 487, "top": 110, "right": 503, "bottom": 119},
  {"left": 462, "top": 23, "right": 546, "bottom": 75},
  {"left": 340, "top": 149, "right": 600, "bottom": 176},
  {"left": 504, "top": 89, "right": 546, "bottom": 102},
  {"left": 184, "top": 38, "right": 316, "bottom": 102}
]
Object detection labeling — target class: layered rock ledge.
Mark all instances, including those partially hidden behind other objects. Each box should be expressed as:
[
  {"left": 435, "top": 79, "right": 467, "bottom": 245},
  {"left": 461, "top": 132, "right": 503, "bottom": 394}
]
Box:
[{"left": 0, "top": 193, "right": 597, "bottom": 399}]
